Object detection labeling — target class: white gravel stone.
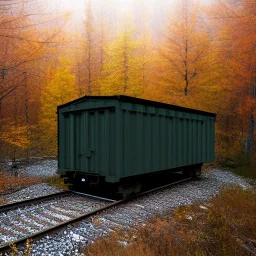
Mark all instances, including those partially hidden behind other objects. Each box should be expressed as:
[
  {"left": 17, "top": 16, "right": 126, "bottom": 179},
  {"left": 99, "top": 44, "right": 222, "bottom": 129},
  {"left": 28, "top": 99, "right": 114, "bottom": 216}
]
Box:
[
  {"left": 0, "top": 158, "right": 58, "bottom": 178},
  {"left": 199, "top": 205, "right": 208, "bottom": 210},
  {"left": 19, "top": 159, "right": 58, "bottom": 178},
  {"left": 1, "top": 183, "right": 63, "bottom": 203},
  {"left": 4, "top": 169, "right": 256, "bottom": 255},
  {"left": 0, "top": 193, "right": 109, "bottom": 251}
]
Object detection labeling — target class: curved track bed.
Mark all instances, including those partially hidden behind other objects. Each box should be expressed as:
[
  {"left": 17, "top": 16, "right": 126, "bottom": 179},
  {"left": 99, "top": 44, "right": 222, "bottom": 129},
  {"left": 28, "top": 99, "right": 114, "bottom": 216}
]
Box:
[
  {"left": 0, "top": 191, "right": 70, "bottom": 213},
  {"left": 0, "top": 191, "right": 112, "bottom": 252},
  {"left": 0, "top": 177, "right": 192, "bottom": 253}
]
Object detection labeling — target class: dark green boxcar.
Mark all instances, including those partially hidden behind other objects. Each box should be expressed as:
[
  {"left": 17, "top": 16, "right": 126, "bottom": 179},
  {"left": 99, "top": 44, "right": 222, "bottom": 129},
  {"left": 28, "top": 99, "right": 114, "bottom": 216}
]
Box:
[{"left": 57, "top": 96, "right": 215, "bottom": 185}]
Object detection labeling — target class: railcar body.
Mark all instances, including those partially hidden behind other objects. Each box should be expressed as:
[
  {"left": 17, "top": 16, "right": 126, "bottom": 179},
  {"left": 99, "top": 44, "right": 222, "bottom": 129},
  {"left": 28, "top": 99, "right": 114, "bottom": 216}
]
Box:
[{"left": 57, "top": 95, "right": 216, "bottom": 196}]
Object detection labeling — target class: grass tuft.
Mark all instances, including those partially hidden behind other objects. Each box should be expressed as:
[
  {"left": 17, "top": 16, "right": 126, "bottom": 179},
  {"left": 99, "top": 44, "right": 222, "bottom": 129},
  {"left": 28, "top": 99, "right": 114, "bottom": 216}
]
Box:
[
  {"left": 42, "top": 175, "right": 68, "bottom": 190},
  {"left": 7, "top": 239, "right": 32, "bottom": 256}
]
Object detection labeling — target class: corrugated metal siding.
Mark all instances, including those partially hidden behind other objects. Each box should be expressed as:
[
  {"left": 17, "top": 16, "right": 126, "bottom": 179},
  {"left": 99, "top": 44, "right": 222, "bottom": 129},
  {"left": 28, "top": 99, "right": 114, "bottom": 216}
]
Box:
[
  {"left": 118, "top": 103, "right": 215, "bottom": 179},
  {"left": 59, "top": 104, "right": 116, "bottom": 177},
  {"left": 58, "top": 97, "right": 215, "bottom": 183}
]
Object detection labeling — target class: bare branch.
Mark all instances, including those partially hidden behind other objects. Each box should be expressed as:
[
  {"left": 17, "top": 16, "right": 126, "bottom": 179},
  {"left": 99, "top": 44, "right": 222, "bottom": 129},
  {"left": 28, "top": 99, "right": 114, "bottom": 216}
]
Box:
[{"left": 0, "top": 77, "right": 26, "bottom": 101}]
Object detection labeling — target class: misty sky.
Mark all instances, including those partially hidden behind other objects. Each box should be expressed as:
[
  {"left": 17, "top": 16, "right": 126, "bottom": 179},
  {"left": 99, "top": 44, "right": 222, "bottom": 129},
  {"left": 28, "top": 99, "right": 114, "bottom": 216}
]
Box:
[{"left": 59, "top": 0, "right": 214, "bottom": 19}]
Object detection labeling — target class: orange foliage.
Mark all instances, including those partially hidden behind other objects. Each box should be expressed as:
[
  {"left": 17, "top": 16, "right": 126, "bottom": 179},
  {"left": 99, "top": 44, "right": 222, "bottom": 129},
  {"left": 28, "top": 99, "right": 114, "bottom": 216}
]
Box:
[
  {"left": 1, "top": 0, "right": 256, "bottom": 165},
  {"left": 0, "top": 172, "right": 41, "bottom": 194}
]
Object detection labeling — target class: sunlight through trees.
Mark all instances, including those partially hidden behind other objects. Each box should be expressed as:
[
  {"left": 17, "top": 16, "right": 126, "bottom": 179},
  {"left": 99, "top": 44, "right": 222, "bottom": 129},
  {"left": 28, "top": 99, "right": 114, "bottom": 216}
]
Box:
[{"left": 0, "top": 0, "right": 255, "bottom": 166}]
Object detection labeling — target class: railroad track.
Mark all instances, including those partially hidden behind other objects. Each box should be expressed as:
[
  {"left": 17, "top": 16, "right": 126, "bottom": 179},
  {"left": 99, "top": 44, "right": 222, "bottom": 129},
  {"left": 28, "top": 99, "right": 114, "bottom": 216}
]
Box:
[
  {"left": 0, "top": 191, "right": 70, "bottom": 213},
  {"left": 0, "top": 177, "right": 192, "bottom": 253}
]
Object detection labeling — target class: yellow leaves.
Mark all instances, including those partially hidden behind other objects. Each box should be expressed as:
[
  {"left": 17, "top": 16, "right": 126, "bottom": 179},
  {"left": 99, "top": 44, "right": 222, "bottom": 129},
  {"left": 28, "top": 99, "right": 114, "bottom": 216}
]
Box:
[
  {"left": 100, "top": 18, "right": 149, "bottom": 97},
  {"left": 0, "top": 124, "right": 31, "bottom": 149},
  {"left": 41, "top": 63, "right": 77, "bottom": 113},
  {"left": 159, "top": 0, "right": 213, "bottom": 99},
  {"left": 174, "top": 205, "right": 191, "bottom": 220},
  {"left": 39, "top": 60, "right": 78, "bottom": 154},
  {"left": 64, "top": 12, "right": 72, "bottom": 22}
]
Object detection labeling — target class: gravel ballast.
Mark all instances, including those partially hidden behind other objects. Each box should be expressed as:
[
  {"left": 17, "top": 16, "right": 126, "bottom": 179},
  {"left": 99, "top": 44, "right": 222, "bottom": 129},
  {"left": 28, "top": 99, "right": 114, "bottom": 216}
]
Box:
[
  {"left": 18, "top": 159, "right": 58, "bottom": 178},
  {"left": 0, "top": 159, "right": 58, "bottom": 179},
  {"left": 2, "top": 168, "right": 253, "bottom": 256},
  {"left": 0, "top": 194, "right": 110, "bottom": 246},
  {"left": 0, "top": 159, "right": 59, "bottom": 199},
  {"left": 1, "top": 184, "right": 63, "bottom": 204}
]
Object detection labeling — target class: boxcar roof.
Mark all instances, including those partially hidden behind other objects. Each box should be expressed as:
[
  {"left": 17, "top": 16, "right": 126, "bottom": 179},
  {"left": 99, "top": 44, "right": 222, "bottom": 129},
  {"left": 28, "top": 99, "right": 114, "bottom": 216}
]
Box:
[{"left": 57, "top": 95, "right": 216, "bottom": 118}]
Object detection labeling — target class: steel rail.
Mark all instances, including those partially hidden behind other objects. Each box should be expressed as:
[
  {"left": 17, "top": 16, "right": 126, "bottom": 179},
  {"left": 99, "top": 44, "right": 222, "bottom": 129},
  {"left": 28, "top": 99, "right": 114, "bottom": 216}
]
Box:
[
  {"left": 71, "top": 191, "right": 116, "bottom": 202},
  {"left": 0, "top": 177, "right": 192, "bottom": 253},
  {"left": 0, "top": 191, "right": 71, "bottom": 213}
]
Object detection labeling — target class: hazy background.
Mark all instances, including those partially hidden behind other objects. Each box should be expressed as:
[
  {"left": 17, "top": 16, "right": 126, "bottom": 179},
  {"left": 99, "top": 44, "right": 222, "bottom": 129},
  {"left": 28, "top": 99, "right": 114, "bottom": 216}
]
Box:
[{"left": 59, "top": 0, "right": 214, "bottom": 19}]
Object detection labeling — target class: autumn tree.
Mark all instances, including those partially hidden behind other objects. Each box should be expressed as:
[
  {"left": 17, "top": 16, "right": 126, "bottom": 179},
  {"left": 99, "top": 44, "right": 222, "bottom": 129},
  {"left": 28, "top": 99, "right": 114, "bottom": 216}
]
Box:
[
  {"left": 39, "top": 59, "right": 77, "bottom": 155},
  {"left": 84, "top": 0, "right": 94, "bottom": 95},
  {"left": 100, "top": 17, "right": 143, "bottom": 96},
  {"left": 136, "top": 11, "right": 154, "bottom": 96},
  {"left": 77, "top": 0, "right": 102, "bottom": 95},
  {"left": 160, "top": 0, "right": 211, "bottom": 98},
  {"left": 0, "top": 0, "right": 72, "bottom": 159},
  {"left": 204, "top": 0, "right": 256, "bottom": 161},
  {"left": 97, "top": 2, "right": 109, "bottom": 73}
]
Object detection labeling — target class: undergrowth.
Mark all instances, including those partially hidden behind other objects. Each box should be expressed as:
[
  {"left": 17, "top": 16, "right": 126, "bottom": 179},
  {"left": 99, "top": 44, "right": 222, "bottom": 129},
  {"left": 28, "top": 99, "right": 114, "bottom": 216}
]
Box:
[
  {"left": 1, "top": 239, "right": 33, "bottom": 256},
  {"left": 0, "top": 172, "right": 41, "bottom": 195},
  {"left": 0, "top": 198, "right": 5, "bottom": 205},
  {"left": 217, "top": 152, "right": 256, "bottom": 181},
  {"left": 43, "top": 175, "right": 68, "bottom": 190},
  {"left": 233, "top": 154, "right": 256, "bottom": 181},
  {"left": 85, "top": 186, "right": 256, "bottom": 256}
]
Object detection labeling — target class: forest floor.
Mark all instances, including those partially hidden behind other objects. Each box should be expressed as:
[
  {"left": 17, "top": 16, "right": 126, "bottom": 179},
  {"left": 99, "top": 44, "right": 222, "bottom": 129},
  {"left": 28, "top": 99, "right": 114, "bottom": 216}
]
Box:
[
  {"left": 0, "top": 158, "right": 66, "bottom": 204},
  {"left": 85, "top": 186, "right": 256, "bottom": 256},
  {"left": 0, "top": 159, "right": 255, "bottom": 255}
]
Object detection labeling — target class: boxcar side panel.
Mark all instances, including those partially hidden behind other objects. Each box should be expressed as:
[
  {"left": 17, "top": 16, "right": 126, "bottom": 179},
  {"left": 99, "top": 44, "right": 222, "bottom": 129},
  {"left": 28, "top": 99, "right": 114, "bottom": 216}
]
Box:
[
  {"left": 118, "top": 102, "right": 215, "bottom": 180},
  {"left": 58, "top": 97, "right": 215, "bottom": 184}
]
